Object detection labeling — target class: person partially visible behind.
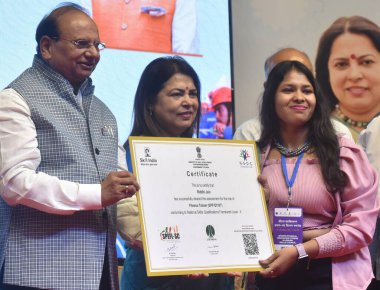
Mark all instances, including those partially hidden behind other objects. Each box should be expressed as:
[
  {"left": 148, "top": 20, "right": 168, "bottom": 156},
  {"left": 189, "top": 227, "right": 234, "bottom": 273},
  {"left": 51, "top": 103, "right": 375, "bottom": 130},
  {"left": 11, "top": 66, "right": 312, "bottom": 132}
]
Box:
[
  {"left": 117, "top": 56, "right": 234, "bottom": 290},
  {"left": 0, "top": 3, "right": 140, "bottom": 290},
  {"left": 233, "top": 47, "right": 352, "bottom": 141},
  {"left": 358, "top": 113, "right": 380, "bottom": 289},
  {"left": 316, "top": 16, "right": 380, "bottom": 142},
  {"left": 199, "top": 101, "right": 217, "bottom": 139},
  {"left": 255, "top": 61, "right": 378, "bottom": 290},
  {"left": 210, "top": 86, "right": 233, "bottom": 139}
]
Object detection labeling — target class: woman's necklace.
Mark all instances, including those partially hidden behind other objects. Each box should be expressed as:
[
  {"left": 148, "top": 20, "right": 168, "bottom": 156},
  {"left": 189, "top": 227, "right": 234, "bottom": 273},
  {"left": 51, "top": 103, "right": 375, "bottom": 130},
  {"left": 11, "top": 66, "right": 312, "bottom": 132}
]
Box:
[
  {"left": 335, "top": 105, "right": 369, "bottom": 128},
  {"left": 273, "top": 139, "right": 311, "bottom": 157}
]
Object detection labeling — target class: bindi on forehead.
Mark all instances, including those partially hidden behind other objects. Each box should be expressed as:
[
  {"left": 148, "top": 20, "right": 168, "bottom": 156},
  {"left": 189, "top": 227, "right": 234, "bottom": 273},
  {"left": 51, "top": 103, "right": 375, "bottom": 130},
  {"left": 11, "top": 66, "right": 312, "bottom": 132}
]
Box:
[
  {"left": 180, "top": 86, "right": 196, "bottom": 92},
  {"left": 350, "top": 54, "right": 357, "bottom": 60}
]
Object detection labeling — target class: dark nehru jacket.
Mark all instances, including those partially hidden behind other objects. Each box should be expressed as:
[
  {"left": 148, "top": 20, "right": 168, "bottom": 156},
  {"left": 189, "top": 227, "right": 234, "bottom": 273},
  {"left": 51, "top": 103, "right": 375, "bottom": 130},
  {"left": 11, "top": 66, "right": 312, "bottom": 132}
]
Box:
[{"left": 1, "top": 56, "right": 119, "bottom": 290}]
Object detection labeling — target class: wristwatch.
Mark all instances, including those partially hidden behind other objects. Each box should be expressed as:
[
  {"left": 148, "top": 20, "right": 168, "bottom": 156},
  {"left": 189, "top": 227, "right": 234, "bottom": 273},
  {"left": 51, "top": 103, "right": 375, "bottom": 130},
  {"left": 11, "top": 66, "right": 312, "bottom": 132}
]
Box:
[{"left": 294, "top": 243, "right": 308, "bottom": 260}]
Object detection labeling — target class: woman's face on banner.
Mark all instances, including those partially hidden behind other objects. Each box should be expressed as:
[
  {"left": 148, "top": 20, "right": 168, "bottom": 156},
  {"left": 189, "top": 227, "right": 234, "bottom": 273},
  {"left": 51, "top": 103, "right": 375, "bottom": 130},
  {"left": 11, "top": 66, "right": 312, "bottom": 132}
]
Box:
[
  {"left": 152, "top": 73, "right": 199, "bottom": 137},
  {"left": 328, "top": 32, "right": 380, "bottom": 118}
]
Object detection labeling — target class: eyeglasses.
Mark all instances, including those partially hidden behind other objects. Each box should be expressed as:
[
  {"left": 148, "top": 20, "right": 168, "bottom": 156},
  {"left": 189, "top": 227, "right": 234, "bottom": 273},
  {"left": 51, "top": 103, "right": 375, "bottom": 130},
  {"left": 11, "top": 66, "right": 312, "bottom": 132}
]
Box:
[{"left": 51, "top": 37, "right": 106, "bottom": 51}]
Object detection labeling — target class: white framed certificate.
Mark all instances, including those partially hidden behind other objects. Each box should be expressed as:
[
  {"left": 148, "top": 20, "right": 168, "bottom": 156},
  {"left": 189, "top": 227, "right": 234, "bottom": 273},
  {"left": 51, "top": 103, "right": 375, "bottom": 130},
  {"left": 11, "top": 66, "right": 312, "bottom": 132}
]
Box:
[{"left": 129, "top": 137, "right": 274, "bottom": 276}]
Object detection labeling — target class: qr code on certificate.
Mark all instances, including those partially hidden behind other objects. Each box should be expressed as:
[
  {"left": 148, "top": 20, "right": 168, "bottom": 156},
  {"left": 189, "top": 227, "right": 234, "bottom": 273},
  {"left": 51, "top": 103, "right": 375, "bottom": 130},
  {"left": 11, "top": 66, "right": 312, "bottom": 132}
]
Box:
[{"left": 242, "top": 233, "right": 259, "bottom": 255}]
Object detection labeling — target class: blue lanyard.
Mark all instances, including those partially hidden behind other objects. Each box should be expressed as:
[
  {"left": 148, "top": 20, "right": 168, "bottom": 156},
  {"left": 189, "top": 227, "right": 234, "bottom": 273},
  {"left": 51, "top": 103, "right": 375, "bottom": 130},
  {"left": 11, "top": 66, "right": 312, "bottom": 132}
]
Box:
[{"left": 281, "top": 152, "right": 304, "bottom": 208}]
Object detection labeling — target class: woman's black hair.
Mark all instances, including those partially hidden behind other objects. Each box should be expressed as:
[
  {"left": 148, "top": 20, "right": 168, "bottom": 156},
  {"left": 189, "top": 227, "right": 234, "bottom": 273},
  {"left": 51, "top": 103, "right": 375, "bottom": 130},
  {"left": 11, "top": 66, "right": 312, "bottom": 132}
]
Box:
[{"left": 258, "top": 60, "right": 347, "bottom": 193}]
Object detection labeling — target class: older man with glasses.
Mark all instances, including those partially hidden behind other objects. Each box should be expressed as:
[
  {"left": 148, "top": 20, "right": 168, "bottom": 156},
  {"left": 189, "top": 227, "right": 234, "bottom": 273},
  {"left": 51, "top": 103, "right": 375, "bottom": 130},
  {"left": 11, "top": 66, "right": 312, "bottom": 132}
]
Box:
[{"left": 0, "top": 3, "right": 139, "bottom": 290}]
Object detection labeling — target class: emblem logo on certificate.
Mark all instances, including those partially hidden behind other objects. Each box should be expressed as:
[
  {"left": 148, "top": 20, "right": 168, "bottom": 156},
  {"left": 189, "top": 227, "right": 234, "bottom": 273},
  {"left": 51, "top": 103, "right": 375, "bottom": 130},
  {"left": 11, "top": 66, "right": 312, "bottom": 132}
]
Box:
[{"left": 129, "top": 137, "right": 274, "bottom": 276}]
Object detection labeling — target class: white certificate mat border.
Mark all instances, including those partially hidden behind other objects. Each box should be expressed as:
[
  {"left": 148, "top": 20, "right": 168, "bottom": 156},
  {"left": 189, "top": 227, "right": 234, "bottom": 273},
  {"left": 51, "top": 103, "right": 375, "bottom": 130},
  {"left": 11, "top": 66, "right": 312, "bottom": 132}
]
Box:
[{"left": 129, "top": 137, "right": 274, "bottom": 276}]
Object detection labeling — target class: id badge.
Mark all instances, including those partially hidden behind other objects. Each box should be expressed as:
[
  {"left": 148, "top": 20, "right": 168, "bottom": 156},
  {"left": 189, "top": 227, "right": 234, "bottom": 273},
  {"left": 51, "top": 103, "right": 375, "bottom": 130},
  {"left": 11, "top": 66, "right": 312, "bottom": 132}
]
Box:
[{"left": 273, "top": 207, "right": 303, "bottom": 251}]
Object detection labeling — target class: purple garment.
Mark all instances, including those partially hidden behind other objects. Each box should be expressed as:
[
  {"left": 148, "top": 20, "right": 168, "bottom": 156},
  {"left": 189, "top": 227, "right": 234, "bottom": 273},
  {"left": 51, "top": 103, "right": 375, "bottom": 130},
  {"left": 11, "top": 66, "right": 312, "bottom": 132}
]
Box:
[{"left": 261, "top": 136, "right": 379, "bottom": 290}]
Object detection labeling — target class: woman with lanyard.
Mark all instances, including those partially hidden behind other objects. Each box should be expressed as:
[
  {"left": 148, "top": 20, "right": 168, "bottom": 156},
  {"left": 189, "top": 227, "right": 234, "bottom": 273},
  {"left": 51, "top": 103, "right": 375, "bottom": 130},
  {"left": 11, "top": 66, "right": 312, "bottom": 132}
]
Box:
[{"left": 254, "top": 60, "right": 379, "bottom": 290}]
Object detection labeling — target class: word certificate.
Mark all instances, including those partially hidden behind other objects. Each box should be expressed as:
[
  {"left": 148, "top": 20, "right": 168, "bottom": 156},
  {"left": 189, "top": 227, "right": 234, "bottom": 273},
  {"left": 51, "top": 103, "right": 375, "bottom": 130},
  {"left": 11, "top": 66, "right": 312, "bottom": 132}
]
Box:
[{"left": 129, "top": 137, "right": 274, "bottom": 276}]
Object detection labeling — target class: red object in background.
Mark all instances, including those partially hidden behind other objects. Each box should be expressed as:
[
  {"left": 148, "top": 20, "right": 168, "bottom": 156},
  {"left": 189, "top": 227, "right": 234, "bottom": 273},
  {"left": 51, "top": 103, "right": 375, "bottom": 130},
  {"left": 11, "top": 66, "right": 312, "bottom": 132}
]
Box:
[
  {"left": 210, "top": 87, "right": 232, "bottom": 108},
  {"left": 92, "top": 0, "right": 175, "bottom": 53}
]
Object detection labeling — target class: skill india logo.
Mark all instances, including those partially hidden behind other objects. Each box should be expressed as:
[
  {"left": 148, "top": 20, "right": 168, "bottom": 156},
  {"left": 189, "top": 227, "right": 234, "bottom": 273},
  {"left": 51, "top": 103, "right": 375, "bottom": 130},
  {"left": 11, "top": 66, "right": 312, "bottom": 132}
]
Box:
[
  {"left": 144, "top": 147, "right": 151, "bottom": 157},
  {"left": 140, "top": 146, "right": 157, "bottom": 165},
  {"left": 160, "top": 225, "right": 180, "bottom": 240},
  {"left": 206, "top": 225, "right": 215, "bottom": 239}
]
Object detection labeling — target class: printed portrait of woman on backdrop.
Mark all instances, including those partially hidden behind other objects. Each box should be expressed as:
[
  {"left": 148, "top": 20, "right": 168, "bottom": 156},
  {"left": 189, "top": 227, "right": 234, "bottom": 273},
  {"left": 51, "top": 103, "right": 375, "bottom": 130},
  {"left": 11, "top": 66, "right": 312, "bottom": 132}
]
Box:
[{"left": 316, "top": 15, "right": 380, "bottom": 141}]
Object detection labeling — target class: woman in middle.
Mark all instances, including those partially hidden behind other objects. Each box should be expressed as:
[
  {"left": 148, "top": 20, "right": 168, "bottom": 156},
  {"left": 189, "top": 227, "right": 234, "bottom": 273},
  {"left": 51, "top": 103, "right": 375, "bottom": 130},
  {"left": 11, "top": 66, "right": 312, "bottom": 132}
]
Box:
[
  {"left": 117, "top": 56, "right": 234, "bottom": 290},
  {"left": 255, "top": 60, "right": 378, "bottom": 290}
]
